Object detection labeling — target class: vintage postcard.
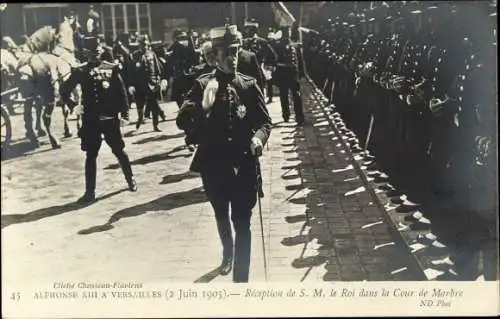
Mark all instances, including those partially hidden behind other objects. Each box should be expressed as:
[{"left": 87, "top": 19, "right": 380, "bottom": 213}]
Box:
[{"left": 1, "top": 1, "right": 498, "bottom": 317}]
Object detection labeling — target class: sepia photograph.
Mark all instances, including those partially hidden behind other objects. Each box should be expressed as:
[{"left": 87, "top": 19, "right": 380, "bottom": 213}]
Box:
[{"left": 1, "top": 1, "right": 498, "bottom": 317}]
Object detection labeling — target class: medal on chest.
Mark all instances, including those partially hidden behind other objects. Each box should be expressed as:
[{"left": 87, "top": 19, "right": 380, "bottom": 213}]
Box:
[
  {"left": 91, "top": 67, "right": 112, "bottom": 89},
  {"left": 236, "top": 104, "right": 247, "bottom": 119},
  {"left": 221, "top": 84, "right": 246, "bottom": 120}
]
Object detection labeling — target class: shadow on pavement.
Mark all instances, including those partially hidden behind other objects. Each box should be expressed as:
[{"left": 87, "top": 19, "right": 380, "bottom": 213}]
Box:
[
  {"left": 1, "top": 141, "right": 51, "bottom": 161},
  {"left": 310, "top": 73, "right": 498, "bottom": 280},
  {"left": 77, "top": 186, "right": 207, "bottom": 235},
  {"left": 123, "top": 130, "right": 154, "bottom": 138},
  {"left": 193, "top": 267, "right": 224, "bottom": 283},
  {"left": 132, "top": 133, "right": 185, "bottom": 145},
  {"left": 279, "top": 82, "right": 426, "bottom": 282},
  {"left": 160, "top": 171, "right": 200, "bottom": 185},
  {"left": 1, "top": 189, "right": 126, "bottom": 229},
  {"left": 104, "top": 145, "right": 191, "bottom": 169}
]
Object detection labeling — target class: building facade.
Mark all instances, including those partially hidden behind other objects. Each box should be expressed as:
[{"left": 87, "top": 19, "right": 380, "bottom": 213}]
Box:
[{"left": 1, "top": 2, "right": 303, "bottom": 45}]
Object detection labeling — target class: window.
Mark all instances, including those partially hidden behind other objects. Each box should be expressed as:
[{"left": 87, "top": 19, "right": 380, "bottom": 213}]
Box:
[
  {"left": 23, "top": 3, "right": 70, "bottom": 35},
  {"left": 101, "top": 3, "right": 151, "bottom": 39}
]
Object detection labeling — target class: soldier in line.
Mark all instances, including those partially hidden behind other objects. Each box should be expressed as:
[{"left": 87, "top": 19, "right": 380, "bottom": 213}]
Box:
[
  {"left": 176, "top": 25, "right": 272, "bottom": 282},
  {"left": 265, "top": 28, "right": 279, "bottom": 103},
  {"left": 60, "top": 36, "right": 137, "bottom": 204},
  {"left": 242, "top": 18, "right": 278, "bottom": 103},
  {"left": 128, "top": 35, "right": 168, "bottom": 132},
  {"left": 273, "top": 25, "right": 305, "bottom": 125}
]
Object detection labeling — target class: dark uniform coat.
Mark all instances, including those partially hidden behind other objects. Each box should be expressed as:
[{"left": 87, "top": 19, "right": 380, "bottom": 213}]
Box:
[
  {"left": 61, "top": 60, "right": 129, "bottom": 122},
  {"left": 237, "top": 49, "right": 265, "bottom": 92},
  {"left": 176, "top": 69, "right": 272, "bottom": 178}
]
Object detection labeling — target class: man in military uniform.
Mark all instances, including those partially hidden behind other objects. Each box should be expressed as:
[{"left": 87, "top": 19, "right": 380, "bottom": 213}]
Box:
[
  {"left": 273, "top": 25, "right": 305, "bottom": 124},
  {"left": 84, "top": 5, "right": 100, "bottom": 38},
  {"left": 242, "top": 18, "right": 278, "bottom": 102},
  {"left": 236, "top": 31, "right": 265, "bottom": 94},
  {"left": 129, "top": 35, "right": 168, "bottom": 132},
  {"left": 60, "top": 36, "right": 137, "bottom": 204},
  {"left": 53, "top": 9, "right": 79, "bottom": 68},
  {"left": 165, "top": 29, "right": 199, "bottom": 108},
  {"left": 113, "top": 32, "right": 134, "bottom": 110},
  {"left": 176, "top": 25, "right": 272, "bottom": 283}
]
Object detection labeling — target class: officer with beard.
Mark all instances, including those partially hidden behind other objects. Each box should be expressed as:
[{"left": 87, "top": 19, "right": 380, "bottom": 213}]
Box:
[
  {"left": 129, "top": 35, "right": 168, "bottom": 132},
  {"left": 273, "top": 25, "right": 305, "bottom": 125},
  {"left": 176, "top": 25, "right": 272, "bottom": 282},
  {"left": 196, "top": 40, "right": 218, "bottom": 76},
  {"left": 60, "top": 36, "right": 137, "bottom": 204},
  {"left": 165, "top": 29, "right": 199, "bottom": 108}
]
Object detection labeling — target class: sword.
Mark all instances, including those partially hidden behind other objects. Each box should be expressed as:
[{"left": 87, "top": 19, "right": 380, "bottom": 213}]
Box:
[
  {"left": 255, "top": 157, "right": 268, "bottom": 281},
  {"left": 364, "top": 114, "right": 375, "bottom": 152}
]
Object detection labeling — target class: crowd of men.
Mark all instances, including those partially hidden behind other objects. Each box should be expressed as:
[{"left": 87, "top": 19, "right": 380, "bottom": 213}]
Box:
[
  {"left": 0, "top": 4, "right": 308, "bottom": 283},
  {"left": 2, "top": 2, "right": 497, "bottom": 281},
  {"left": 304, "top": 0, "right": 497, "bottom": 275}
]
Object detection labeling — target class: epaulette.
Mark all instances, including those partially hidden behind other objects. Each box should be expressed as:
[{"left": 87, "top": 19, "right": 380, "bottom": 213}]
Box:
[
  {"left": 198, "top": 72, "right": 214, "bottom": 81},
  {"left": 101, "top": 60, "right": 119, "bottom": 70},
  {"left": 74, "top": 61, "right": 88, "bottom": 69},
  {"left": 238, "top": 72, "right": 257, "bottom": 83}
]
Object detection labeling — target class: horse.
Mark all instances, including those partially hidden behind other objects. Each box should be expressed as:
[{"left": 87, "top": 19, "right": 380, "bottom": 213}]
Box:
[
  {"left": 10, "top": 26, "right": 82, "bottom": 148},
  {"left": 1, "top": 48, "right": 20, "bottom": 115}
]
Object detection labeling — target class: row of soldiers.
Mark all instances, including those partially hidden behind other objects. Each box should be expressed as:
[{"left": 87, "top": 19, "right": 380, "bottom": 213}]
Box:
[{"left": 305, "top": 0, "right": 496, "bottom": 240}]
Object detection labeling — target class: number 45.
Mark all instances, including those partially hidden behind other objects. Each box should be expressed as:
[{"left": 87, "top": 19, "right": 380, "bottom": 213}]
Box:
[{"left": 10, "top": 292, "right": 20, "bottom": 301}]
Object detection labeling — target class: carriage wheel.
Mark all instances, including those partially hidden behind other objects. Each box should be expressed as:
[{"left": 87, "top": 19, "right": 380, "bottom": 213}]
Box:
[{"left": 1, "top": 104, "right": 12, "bottom": 153}]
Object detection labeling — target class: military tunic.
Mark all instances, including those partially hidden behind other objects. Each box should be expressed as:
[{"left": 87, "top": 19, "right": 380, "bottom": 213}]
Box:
[
  {"left": 273, "top": 38, "right": 305, "bottom": 123},
  {"left": 176, "top": 69, "right": 272, "bottom": 282},
  {"left": 60, "top": 59, "right": 134, "bottom": 195},
  {"left": 130, "top": 47, "right": 165, "bottom": 129}
]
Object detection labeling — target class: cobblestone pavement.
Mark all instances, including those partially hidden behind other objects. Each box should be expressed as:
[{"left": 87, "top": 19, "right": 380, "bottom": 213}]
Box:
[{"left": 1, "top": 81, "right": 426, "bottom": 285}]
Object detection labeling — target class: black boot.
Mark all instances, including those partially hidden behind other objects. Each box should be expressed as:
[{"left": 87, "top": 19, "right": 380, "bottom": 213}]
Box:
[
  {"left": 160, "top": 111, "right": 167, "bottom": 122},
  {"left": 152, "top": 114, "right": 161, "bottom": 132},
  {"left": 77, "top": 192, "right": 96, "bottom": 204},
  {"left": 216, "top": 219, "right": 234, "bottom": 275},
  {"left": 233, "top": 227, "right": 251, "bottom": 283},
  {"left": 116, "top": 151, "right": 137, "bottom": 191},
  {"left": 220, "top": 254, "right": 233, "bottom": 276},
  {"left": 78, "top": 156, "right": 97, "bottom": 204},
  {"left": 127, "top": 177, "right": 138, "bottom": 192},
  {"left": 283, "top": 112, "right": 290, "bottom": 123}
]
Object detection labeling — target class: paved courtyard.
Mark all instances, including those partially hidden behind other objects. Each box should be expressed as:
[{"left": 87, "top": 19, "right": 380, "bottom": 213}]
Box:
[{"left": 2, "top": 81, "right": 431, "bottom": 285}]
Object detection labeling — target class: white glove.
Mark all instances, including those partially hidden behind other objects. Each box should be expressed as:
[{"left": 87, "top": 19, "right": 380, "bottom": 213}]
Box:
[
  {"left": 160, "top": 79, "right": 168, "bottom": 91},
  {"left": 73, "top": 104, "right": 84, "bottom": 116},
  {"left": 250, "top": 137, "right": 263, "bottom": 157},
  {"left": 128, "top": 86, "right": 136, "bottom": 96},
  {"left": 202, "top": 78, "right": 219, "bottom": 114}
]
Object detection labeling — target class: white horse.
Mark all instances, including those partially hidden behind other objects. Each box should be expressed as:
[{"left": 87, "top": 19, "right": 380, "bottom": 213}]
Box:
[{"left": 11, "top": 26, "right": 82, "bottom": 148}]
